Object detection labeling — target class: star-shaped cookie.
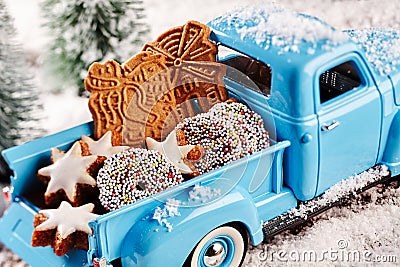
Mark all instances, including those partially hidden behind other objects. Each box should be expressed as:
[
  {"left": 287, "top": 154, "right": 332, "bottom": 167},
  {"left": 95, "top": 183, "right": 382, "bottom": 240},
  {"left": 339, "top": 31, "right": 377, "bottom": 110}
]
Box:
[
  {"left": 38, "top": 141, "right": 99, "bottom": 205},
  {"left": 146, "top": 129, "right": 195, "bottom": 174},
  {"left": 81, "top": 131, "right": 129, "bottom": 157},
  {"left": 32, "top": 201, "right": 99, "bottom": 256},
  {"left": 35, "top": 201, "right": 98, "bottom": 238}
]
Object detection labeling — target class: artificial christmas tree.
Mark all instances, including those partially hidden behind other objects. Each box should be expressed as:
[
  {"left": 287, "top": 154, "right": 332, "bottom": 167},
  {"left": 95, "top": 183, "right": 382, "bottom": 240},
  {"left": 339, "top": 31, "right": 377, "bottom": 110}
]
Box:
[
  {"left": 42, "top": 0, "right": 150, "bottom": 96},
  {"left": 0, "top": 0, "right": 44, "bottom": 181}
]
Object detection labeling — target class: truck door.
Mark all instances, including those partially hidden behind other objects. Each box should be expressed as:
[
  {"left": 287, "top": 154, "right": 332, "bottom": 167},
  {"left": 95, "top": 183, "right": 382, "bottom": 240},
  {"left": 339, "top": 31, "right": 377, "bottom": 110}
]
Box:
[{"left": 316, "top": 56, "right": 381, "bottom": 195}]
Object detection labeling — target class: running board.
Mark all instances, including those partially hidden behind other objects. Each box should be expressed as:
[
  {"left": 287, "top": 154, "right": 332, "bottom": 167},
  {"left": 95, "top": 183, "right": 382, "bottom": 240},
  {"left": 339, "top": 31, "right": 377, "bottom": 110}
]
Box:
[{"left": 262, "top": 165, "right": 393, "bottom": 240}]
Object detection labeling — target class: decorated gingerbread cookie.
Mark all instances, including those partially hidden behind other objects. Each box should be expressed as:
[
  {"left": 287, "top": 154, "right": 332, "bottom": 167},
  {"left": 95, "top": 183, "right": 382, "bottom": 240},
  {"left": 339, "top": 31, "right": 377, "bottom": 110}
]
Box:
[
  {"left": 31, "top": 201, "right": 99, "bottom": 256},
  {"left": 81, "top": 131, "right": 129, "bottom": 157},
  {"left": 85, "top": 21, "right": 229, "bottom": 148},
  {"left": 124, "top": 21, "right": 229, "bottom": 147},
  {"left": 85, "top": 52, "right": 168, "bottom": 145},
  {"left": 38, "top": 141, "right": 104, "bottom": 207},
  {"left": 146, "top": 129, "right": 196, "bottom": 174}
]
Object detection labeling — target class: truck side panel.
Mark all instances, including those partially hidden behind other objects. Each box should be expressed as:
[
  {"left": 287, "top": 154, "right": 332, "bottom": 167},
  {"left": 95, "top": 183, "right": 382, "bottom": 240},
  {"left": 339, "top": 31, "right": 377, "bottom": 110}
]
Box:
[
  {"left": 0, "top": 122, "right": 95, "bottom": 267},
  {"left": 225, "top": 81, "right": 320, "bottom": 201},
  {"left": 389, "top": 72, "right": 400, "bottom": 106},
  {"left": 89, "top": 140, "right": 296, "bottom": 264},
  {"left": 120, "top": 187, "right": 263, "bottom": 267},
  {"left": 382, "top": 73, "right": 400, "bottom": 176},
  {"left": 382, "top": 110, "right": 400, "bottom": 176},
  {"left": 118, "top": 143, "right": 295, "bottom": 267}
]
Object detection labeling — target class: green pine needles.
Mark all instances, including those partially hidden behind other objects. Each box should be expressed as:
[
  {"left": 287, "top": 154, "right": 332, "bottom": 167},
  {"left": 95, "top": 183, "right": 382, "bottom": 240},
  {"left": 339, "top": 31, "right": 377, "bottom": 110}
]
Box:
[
  {"left": 42, "top": 0, "right": 150, "bottom": 95},
  {"left": 0, "top": 0, "right": 44, "bottom": 151}
]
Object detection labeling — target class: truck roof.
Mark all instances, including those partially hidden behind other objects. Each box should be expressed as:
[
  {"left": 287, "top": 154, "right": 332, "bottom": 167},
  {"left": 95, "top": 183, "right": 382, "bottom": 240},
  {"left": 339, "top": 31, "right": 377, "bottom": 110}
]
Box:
[
  {"left": 346, "top": 28, "right": 400, "bottom": 76},
  {"left": 208, "top": 3, "right": 349, "bottom": 59},
  {"left": 208, "top": 3, "right": 400, "bottom": 76}
]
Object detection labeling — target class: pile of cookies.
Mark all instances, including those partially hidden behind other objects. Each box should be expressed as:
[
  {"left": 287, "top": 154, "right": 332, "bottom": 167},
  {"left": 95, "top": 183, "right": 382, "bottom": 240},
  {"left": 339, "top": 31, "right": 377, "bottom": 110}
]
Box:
[
  {"left": 30, "top": 21, "right": 271, "bottom": 256},
  {"left": 85, "top": 20, "right": 228, "bottom": 147}
]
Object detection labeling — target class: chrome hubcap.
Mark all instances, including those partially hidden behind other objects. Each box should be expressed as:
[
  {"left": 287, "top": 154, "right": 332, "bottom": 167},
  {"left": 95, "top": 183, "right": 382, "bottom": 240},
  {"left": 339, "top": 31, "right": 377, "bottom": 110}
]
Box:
[{"left": 204, "top": 241, "right": 226, "bottom": 266}]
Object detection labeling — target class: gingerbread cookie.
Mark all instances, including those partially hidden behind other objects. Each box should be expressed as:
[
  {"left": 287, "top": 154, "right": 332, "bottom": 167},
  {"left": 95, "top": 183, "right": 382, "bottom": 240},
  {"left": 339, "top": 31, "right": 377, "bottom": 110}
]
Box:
[
  {"left": 38, "top": 141, "right": 104, "bottom": 207},
  {"left": 32, "top": 202, "right": 99, "bottom": 256},
  {"left": 81, "top": 131, "right": 129, "bottom": 157},
  {"left": 122, "top": 60, "right": 229, "bottom": 147},
  {"left": 85, "top": 21, "right": 228, "bottom": 148},
  {"left": 122, "top": 20, "right": 229, "bottom": 146},
  {"left": 146, "top": 129, "right": 196, "bottom": 174},
  {"left": 85, "top": 51, "right": 168, "bottom": 144},
  {"left": 143, "top": 21, "right": 218, "bottom": 66}
]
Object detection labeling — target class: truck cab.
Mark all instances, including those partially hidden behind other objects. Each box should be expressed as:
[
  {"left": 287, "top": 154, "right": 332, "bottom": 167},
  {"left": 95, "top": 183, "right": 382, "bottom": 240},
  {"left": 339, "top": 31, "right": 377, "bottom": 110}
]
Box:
[{"left": 208, "top": 6, "right": 400, "bottom": 201}]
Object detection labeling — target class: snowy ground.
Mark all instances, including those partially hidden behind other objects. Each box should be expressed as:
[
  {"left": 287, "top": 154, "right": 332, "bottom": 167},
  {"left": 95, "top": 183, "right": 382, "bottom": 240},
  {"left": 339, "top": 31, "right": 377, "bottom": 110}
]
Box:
[{"left": 1, "top": 0, "right": 400, "bottom": 266}]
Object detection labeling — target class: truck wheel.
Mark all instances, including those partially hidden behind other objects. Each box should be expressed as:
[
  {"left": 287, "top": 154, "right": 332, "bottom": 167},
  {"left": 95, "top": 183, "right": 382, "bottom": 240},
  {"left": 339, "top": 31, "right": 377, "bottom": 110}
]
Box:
[{"left": 187, "top": 225, "right": 247, "bottom": 267}]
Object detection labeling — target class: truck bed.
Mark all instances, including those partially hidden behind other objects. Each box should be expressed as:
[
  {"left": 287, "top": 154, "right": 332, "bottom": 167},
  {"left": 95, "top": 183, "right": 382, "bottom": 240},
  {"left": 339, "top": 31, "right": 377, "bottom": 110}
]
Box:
[
  {"left": 0, "top": 122, "right": 94, "bottom": 266},
  {"left": 0, "top": 121, "right": 291, "bottom": 266}
]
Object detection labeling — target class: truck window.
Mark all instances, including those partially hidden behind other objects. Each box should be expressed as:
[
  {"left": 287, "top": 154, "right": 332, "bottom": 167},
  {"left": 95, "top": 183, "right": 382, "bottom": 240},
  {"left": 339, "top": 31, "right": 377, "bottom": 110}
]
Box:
[
  {"left": 218, "top": 46, "right": 272, "bottom": 97},
  {"left": 319, "top": 61, "right": 362, "bottom": 103}
]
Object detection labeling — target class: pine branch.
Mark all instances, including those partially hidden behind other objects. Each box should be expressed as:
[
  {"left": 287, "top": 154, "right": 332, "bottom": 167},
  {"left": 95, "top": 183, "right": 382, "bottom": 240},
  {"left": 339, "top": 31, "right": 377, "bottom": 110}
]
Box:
[
  {"left": 0, "top": 0, "right": 45, "bottom": 151},
  {"left": 42, "top": 0, "right": 151, "bottom": 95}
]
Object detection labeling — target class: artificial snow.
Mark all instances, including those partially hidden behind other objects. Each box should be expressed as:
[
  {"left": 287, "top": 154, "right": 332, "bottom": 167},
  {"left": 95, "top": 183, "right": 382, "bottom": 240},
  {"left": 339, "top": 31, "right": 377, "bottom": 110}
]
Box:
[
  {"left": 347, "top": 28, "right": 400, "bottom": 75},
  {"left": 246, "top": 193, "right": 400, "bottom": 266},
  {"left": 285, "top": 165, "right": 389, "bottom": 220},
  {"left": 209, "top": 2, "right": 348, "bottom": 54},
  {"left": 188, "top": 184, "right": 222, "bottom": 203},
  {"left": 152, "top": 198, "right": 181, "bottom": 232}
]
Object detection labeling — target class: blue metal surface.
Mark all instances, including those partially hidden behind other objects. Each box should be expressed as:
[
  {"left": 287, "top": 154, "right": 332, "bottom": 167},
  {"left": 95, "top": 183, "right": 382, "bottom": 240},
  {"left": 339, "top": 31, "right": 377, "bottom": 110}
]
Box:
[
  {"left": 382, "top": 111, "right": 400, "bottom": 176},
  {"left": 208, "top": 11, "right": 400, "bottom": 199},
  {"left": 119, "top": 185, "right": 296, "bottom": 267},
  {"left": 389, "top": 72, "right": 400, "bottom": 107},
  {"left": 119, "top": 188, "right": 259, "bottom": 267},
  {"left": 314, "top": 53, "right": 381, "bottom": 195},
  {"left": 93, "top": 140, "right": 294, "bottom": 265}
]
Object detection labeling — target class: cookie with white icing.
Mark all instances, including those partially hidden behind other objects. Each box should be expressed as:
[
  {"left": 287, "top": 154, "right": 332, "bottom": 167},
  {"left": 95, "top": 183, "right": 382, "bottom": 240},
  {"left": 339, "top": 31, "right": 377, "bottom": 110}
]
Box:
[
  {"left": 81, "top": 131, "right": 129, "bottom": 157},
  {"left": 146, "top": 129, "right": 195, "bottom": 174},
  {"left": 38, "top": 141, "right": 105, "bottom": 207},
  {"left": 31, "top": 201, "right": 99, "bottom": 256}
]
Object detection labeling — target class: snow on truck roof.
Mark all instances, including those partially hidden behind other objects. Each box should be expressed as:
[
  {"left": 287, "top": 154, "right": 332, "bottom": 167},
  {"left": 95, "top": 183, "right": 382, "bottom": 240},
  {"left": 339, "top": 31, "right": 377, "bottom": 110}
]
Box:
[
  {"left": 209, "top": 3, "right": 400, "bottom": 76},
  {"left": 208, "top": 3, "right": 349, "bottom": 55},
  {"left": 347, "top": 28, "right": 400, "bottom": 76}
]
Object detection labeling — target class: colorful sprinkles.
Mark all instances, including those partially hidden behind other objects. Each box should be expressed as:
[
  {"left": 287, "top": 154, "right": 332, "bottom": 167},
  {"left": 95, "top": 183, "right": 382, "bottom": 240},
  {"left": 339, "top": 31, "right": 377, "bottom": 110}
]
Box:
[
  {"left": 97, "top": 148, "right": 183, "bottom": 211},
  {"left": 176, "top": 102, "right": 270, "bottom": 174},
  {"left": 97, "top": 102, "right": 270, "bottom": 211}
]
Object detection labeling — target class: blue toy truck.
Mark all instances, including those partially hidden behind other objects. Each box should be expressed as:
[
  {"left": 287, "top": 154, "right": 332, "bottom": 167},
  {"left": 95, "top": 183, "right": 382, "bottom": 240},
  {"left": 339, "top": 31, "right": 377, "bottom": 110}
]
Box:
[{"left": 1, "top": 5, "right": 400, "bottom": 267}]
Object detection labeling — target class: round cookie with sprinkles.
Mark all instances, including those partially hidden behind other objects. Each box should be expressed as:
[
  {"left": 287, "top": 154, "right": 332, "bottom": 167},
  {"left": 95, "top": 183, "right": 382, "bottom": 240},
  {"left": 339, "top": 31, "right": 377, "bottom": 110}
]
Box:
[
  {"left": 97, "top": 148, "right": 183, "bottom": 211},
  {"left": 176, "top": 102, "right": 270, "bottom": 174}
]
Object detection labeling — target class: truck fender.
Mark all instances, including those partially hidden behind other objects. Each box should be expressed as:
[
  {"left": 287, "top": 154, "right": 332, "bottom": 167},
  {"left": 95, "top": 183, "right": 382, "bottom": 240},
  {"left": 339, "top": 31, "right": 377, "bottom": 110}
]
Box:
[
  {"left": 120, "top": 187, "right": 263, "bottom": 267},
  {"left": 382, "top": 110, "right": 400, "bottom": 176}
]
